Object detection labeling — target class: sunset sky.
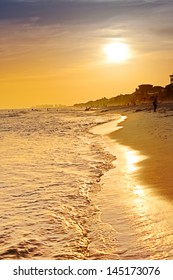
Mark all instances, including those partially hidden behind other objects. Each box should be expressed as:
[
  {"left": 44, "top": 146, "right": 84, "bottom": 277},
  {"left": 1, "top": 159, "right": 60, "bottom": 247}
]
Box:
[{"left": 0, "top": 0, "right": 173, "bottom": 108}]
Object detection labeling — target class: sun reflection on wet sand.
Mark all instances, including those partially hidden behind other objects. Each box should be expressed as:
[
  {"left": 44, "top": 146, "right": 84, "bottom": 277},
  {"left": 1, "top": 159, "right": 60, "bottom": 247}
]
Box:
[
  {"left": 90, "top": 115, "right": 173, "bottom": 259},
  {"left": 120, "top": 146, "right": 148, "bottom": 175},
  {"left": 113, "top": 144, "right": 148, "bottom": 176},
  {"left": 133, "top": 185, "right": 145, "bottom": 196},
  {"left": 126, "top": 150, "right": 142, "bottom": 173},
  {"left": 92, "top": 121, "right": 173, "bottom": 259}
]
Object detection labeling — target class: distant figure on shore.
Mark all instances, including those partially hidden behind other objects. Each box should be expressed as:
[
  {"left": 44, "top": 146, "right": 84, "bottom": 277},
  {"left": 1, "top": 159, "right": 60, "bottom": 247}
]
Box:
[{"left": 153, "top": 95, "right": 158, "bottom": 112}]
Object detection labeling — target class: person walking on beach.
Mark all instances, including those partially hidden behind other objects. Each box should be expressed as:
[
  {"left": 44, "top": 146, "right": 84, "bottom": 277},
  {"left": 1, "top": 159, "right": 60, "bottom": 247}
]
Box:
[{"left": 153, "top": 95, "right": 158, "bottom": 112}]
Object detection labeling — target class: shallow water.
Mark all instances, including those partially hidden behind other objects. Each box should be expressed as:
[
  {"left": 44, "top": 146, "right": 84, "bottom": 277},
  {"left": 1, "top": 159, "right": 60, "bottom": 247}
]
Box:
[
  {"left": 0, "top": 108, "right": 119, "bottom": 259},
  {"left": 1, "top": 108, "right": 173, "bottom": 260}
]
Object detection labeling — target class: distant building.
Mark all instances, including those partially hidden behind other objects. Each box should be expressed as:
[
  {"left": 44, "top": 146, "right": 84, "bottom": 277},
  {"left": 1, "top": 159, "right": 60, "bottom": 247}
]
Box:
[
  {"left": 135, "top": 84, "right": 164, "bottom": 96},
  {"left": 152, "top": 86, "right": 164, "bottom": 94},
  {"left": 137, "top": 84, "right": 153, "bottom": 94},
  {"left": 170, "top": 74, "right": 173, "bottom": 84}
]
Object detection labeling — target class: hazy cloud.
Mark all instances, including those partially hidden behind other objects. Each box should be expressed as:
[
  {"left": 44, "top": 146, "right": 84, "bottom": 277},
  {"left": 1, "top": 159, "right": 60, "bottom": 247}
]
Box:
[{"left": 0, "top": 0, "right": 173, "bottom": 55}]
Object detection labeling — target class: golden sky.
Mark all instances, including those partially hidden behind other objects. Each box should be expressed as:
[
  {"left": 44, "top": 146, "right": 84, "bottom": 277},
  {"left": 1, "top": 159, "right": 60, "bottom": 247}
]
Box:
[{"left": 0, "top": 0, "right": 173, "bottom": 108}]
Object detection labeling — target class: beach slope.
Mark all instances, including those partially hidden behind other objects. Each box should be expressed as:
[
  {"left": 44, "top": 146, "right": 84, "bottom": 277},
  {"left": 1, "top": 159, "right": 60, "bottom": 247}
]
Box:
[{"left": 109, "top": 109, "right": 173, "bottom": 200}]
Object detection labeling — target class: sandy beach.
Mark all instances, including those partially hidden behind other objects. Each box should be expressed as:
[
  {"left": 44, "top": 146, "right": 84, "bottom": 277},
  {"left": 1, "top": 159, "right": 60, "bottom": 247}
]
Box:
[
  {"left": 91, "top": 103, "right": 173, "bottom": 259},
  {"left": 110, "top": 105, "right": 173, "bottom": 200}
]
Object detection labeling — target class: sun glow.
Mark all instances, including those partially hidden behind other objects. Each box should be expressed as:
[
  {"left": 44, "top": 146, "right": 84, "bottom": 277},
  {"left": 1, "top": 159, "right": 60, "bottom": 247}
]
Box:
[{"left": 103, "top": 42, "right": 130, "bottom": 64}]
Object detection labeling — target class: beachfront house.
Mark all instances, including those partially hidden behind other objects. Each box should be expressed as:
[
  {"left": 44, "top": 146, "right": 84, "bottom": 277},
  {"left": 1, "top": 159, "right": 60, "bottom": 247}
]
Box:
[{"left": 138, "top": 84, "right": 153, "bottom": 93}]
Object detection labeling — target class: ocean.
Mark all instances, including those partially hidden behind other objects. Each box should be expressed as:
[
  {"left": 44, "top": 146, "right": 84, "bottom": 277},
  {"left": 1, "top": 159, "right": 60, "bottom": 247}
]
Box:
[
  {"left": 0, "top": 108, "right": 119, "bottom": 259},
  {"left": 0, "top": 108, "right": 173, "bottom": 260}
]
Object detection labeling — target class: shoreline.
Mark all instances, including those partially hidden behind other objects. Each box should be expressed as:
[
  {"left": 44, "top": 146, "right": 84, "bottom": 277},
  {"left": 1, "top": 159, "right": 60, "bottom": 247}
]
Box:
[
  {"left": 1, "top": 107, "right": 173, "bottom": 259},
  {"left": 108, "top": 109, "right": 173, "bottom": 201},
  {"left": 91, "top": 107, "right": 173, "bottom": 259}
]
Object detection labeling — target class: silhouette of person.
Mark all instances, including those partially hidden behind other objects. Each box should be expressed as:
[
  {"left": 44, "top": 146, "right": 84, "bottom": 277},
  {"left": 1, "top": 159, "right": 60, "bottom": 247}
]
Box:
[{"left": 153, "top": 95, "right": 158, "bottom": 112}]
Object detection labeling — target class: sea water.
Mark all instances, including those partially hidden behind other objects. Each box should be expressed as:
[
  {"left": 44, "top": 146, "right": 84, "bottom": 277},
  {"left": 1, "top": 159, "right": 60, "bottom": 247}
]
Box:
[
  {"left": 0, "top": 108, "right": 119, "bottom": 259},
  {"left": 1, "top": 108, "right": 173, "bottom": 260}
]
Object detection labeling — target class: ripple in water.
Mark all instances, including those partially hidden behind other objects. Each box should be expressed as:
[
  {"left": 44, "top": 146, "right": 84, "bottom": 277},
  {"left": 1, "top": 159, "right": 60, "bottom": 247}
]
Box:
[{"left": 0, "top": 109, "right": 119, "bottom": 259}]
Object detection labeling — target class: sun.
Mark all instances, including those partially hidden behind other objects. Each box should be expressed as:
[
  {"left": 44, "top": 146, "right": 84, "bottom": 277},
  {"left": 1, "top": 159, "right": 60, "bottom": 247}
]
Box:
[{"left": 103, "top": 42, "right": 130, "bottom": 64}]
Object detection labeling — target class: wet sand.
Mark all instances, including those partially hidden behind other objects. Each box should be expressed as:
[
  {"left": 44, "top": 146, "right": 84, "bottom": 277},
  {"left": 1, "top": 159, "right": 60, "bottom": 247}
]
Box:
[
  {"left": 109, "top": 109, "right": 173, "bottom": 201},
  {"left": 91, "top": 104, "right": 173, "bottom": 259}
]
